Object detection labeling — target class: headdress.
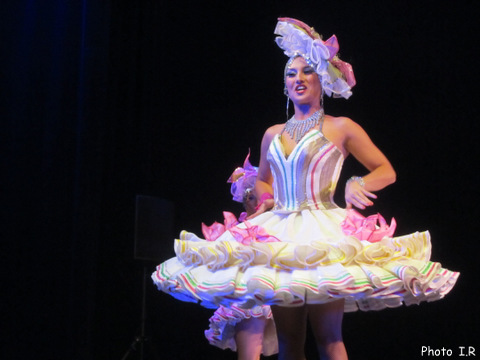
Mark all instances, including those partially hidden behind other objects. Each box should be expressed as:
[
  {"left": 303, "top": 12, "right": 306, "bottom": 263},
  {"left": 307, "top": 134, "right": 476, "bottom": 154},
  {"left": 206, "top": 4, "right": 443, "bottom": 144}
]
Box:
[
  {"left": 274, "top": 17, "right": 356, "bottom": 99},
  {"left": 227, "top": 151, "right": 258, "bottom": 203}
]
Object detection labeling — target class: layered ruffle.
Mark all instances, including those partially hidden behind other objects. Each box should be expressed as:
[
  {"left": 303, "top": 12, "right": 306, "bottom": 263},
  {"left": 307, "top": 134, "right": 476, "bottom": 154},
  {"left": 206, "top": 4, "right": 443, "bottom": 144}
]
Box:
[
  {"left": 205, "top": 305, "right": 278, "bottom": 356},
  {"left": 152, "top": 209, "right": 459, "bottom": 312}
]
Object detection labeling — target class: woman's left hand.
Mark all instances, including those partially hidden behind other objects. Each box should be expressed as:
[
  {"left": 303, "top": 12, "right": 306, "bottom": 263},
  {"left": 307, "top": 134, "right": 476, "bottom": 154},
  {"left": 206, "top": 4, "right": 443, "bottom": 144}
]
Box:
[{"left": 345, "top": 180, "right": 377, "bottom": 210}]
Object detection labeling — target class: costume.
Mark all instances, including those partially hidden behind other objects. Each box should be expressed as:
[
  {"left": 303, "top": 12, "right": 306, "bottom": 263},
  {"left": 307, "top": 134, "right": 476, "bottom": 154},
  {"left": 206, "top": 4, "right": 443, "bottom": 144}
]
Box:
[
  {"left": 152, "top": 16, "right": 459, "bottom": 353},
  {"left": 153, "top": 122, "right": 459, "bottom": 312}
]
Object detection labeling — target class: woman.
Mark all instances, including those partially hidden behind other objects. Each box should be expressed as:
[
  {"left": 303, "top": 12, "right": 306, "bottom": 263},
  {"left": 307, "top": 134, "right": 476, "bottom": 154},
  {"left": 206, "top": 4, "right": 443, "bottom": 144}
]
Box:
[
  {"left": 251, "top": 18, "right": 400, "bottom": 359},
  {"left": 152, "top": 17, "right": 459, "bottom": 360}
]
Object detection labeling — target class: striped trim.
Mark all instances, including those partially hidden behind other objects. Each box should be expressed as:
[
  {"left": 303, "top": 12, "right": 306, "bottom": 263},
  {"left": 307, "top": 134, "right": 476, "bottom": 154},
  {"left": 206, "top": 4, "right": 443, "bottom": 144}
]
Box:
[
  {"left": 270, "top": 131, "right": 325, "bottom": 210},
  {"left": 179, "top": 273, "right": 198, "bottom": 293},
  {"left": 309, "top": 144, "right": 336, "bottom": 209}
]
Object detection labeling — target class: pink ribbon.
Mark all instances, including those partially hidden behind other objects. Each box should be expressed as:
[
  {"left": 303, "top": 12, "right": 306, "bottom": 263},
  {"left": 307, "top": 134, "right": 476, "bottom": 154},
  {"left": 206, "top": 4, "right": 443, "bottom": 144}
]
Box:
[
  {"left": 341, "top": 209, "right": 396, "bottom": 243},
  {"left": 229, "top": 221, "right": 281, "bottom": 246},
  {"left": 202, "top": 211, "right": 239, "bottom": 241},
  {"left": 323, "top": 35, "right": 339, "bottom": 60},
  {"left": 201, "top": 212, "right": 280, "bottom": 245},
  {"left": 330, "top": 58, "right": 356, "bottom": 87}
]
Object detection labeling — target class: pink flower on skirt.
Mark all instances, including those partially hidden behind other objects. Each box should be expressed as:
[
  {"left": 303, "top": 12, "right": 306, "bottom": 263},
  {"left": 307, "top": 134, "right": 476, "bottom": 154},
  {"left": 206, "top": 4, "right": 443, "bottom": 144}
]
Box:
[
  {"left": 229, "top": 221, "right": 280, "bottom": 245},
  {"left": 202, "top": 211, "right": 239, "bottom": 241},
  {"left": 341, "top": 209, "right": 396, "bottom": 243}
]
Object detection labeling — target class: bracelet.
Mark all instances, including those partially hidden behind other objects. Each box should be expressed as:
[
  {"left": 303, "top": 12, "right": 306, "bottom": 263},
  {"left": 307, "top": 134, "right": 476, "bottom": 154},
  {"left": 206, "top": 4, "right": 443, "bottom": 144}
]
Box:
[
  {"left": 255, "top": 193, "right": 274, "bottom": 210},
  {"left": 347, "top": 176, "right": 365, "bottom": 187}
]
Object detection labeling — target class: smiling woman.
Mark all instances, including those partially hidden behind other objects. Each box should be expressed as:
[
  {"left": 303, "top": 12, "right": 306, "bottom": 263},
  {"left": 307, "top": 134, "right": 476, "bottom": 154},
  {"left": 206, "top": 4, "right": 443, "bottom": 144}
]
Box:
[{"left": 284, "top": 57, "right": 323, "bottom": 112}]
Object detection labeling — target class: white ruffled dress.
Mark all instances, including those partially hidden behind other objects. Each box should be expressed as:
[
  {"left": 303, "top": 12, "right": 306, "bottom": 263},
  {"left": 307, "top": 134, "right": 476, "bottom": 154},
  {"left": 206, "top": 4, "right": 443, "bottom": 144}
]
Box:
[{"left": 152, "top": 129, "right": 459, "bottom": 353}]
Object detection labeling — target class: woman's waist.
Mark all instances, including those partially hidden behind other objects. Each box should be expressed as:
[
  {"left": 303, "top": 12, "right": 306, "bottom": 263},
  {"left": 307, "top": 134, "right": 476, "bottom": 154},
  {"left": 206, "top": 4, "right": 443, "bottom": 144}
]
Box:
[{"left": 273, "top": 198, "right": 339, "bottom": 212}]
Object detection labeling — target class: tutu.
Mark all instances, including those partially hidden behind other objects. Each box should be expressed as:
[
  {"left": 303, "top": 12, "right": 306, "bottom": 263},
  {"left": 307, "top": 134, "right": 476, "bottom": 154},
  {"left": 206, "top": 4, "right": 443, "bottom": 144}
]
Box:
[{"left": 152, "top": 130, "right": 458, "bottom": 311}]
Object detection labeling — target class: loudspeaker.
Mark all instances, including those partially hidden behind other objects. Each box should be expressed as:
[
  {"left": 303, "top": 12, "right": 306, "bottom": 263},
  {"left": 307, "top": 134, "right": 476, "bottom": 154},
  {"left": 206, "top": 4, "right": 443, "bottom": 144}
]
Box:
[{"left": 134, "top": 195, "right": 174, "bottom": 261}]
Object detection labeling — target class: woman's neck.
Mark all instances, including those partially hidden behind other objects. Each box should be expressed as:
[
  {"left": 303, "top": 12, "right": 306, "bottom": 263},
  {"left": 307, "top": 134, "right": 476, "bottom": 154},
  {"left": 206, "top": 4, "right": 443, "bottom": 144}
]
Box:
[{"left": 293, "top": 104, "right": 322, "bottom": 120}]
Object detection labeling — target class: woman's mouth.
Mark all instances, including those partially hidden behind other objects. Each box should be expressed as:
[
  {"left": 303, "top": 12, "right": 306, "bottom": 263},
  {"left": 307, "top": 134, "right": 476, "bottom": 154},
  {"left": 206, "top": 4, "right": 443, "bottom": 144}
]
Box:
[{"left": 295, "top": 85, "right": 307, "bottom": 94}]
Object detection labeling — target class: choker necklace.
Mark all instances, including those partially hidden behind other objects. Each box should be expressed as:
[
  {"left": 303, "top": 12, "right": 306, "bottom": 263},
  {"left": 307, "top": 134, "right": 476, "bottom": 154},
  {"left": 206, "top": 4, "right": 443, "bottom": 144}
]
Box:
[{"left": 283, "top": 109, "right": 324, "bottom": 143}]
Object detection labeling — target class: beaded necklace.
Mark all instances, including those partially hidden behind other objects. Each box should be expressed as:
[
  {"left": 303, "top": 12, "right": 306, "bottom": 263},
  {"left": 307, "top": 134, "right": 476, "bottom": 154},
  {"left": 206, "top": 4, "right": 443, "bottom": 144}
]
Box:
[{"left": 283, "top": 109, "right": 324, "bottom": 143}]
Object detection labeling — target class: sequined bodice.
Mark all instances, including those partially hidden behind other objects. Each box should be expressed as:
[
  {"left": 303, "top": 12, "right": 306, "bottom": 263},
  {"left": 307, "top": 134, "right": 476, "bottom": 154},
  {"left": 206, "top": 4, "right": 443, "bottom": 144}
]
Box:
[{"left": 267, "top": 130, "right": 344, "bottom": 211}]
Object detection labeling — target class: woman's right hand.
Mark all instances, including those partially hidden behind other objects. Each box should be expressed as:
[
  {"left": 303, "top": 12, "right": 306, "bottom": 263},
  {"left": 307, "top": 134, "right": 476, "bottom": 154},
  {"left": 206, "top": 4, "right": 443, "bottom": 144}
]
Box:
[
  {"left": 246, "top": 198, "right": 274, "bottom": 219},
  {"left": 345, "top": 178, "right": 376, "bottom": 210}
]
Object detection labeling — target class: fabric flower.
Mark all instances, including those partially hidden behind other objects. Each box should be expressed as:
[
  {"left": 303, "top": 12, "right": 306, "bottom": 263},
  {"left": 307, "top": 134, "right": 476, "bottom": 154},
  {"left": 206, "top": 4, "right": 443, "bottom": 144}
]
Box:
[
  {"left": 341, "top": 209, "right": 396, "bottom": 243},
  {"left": 202, "top": 211, "right": 239, "bottom": 241},
  {"left": 308, "top": 38, "right": 331, "bottom": 64},
  {"left": 229, "top": 221, "right": 280, "bottom": 245}
]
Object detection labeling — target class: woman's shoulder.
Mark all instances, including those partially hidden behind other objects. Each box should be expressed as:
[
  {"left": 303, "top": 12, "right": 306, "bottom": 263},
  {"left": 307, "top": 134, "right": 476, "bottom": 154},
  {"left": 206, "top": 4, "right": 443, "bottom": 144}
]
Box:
[
  {"left": 325, "top": 114, "right": 354, "bottom": 127},
  {"left": 325, "top": 114, "right": 362, "bottom": 133},
  {"left": 259, "top": 123, "right": 284, "bottom": 148},
  {"left": 325, "top": 114, "right": 370, "bottom": 143},
  {"left": 264, "top": 123, "right": 284, "bottom": 138}
]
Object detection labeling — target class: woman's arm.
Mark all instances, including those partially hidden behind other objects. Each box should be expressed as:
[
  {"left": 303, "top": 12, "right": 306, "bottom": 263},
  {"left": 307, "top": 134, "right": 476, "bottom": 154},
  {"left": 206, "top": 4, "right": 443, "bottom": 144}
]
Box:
[
  {"left": 247, "top": 126, "right": 279, "bottom": 218},
  {"left": 340, "top": 117, "right": 396, "bottom": 209}
]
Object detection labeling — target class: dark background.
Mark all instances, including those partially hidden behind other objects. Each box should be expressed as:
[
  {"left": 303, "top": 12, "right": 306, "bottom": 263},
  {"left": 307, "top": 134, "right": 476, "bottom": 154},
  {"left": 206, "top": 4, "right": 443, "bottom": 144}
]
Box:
[{"left": 2, "top": 1, "right": 478, "bottom": 359}]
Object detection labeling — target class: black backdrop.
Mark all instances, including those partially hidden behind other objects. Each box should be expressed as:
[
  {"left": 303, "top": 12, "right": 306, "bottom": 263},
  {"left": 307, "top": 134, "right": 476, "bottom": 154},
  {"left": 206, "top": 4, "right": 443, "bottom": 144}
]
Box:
[{"left": 2, "top": 1, "right": 479, "bottom": 359}]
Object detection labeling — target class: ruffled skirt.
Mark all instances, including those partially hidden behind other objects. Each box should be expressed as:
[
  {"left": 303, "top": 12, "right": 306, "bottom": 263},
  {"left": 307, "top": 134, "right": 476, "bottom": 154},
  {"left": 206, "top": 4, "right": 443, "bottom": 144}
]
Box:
[
  {"left": 205, "top": 304, "right": 278, "bottom": 356},
  {"left": 152, "top": 208, "right": 459, "bottom": 312}
]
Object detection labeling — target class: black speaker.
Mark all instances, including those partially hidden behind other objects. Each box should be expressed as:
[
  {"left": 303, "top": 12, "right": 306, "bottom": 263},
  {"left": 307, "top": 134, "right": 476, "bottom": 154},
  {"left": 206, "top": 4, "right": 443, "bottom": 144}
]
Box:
[{"left": 134, "top": 195, "right": 174, "bottom": 261}]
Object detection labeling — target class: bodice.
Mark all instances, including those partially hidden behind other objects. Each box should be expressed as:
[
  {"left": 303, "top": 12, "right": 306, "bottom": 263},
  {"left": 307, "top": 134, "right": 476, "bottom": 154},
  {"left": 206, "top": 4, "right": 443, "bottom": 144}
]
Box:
[{"left": 267, "top": 130, "right": 344, "bottom": 211}]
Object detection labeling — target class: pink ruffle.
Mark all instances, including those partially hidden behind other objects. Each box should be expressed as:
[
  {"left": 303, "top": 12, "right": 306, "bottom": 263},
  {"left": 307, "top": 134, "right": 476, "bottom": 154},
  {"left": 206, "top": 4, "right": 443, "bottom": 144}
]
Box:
[
  {"left": 202, "top": 212, "right": 280, "bottom": 245},
  {"left": 330, "top": 57, "right": 356, "bottom": 87},
  {"left": 229, "top": 221, "right": 281, "bottom": 245},
  {"left": 205, "top": 304, "right": 278, "bottom": 356},
  {"left": 341, "top": 209, "right": 396, "bottom": 242},
  {"left": 202, "top": 211, "right": 239, "bottom": 241}
]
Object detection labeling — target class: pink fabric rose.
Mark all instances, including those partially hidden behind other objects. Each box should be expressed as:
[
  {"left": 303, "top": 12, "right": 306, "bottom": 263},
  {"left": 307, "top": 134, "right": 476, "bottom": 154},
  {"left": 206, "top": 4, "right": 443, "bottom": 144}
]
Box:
[
  {"left": 341, "top": 209, "right": 396, "bottom": 243},
  {"left": 202, "top": 211, "right": 239, "bottom": 241},
  {"left": 229, "top": 221, "right": 280, "bottom": 245}
]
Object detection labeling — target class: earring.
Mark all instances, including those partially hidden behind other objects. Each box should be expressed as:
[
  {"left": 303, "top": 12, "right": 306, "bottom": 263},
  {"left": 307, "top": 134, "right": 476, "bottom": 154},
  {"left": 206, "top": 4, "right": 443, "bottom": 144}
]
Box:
[{"left": 285, "top": 95, "right": 290, "bottom": 120}]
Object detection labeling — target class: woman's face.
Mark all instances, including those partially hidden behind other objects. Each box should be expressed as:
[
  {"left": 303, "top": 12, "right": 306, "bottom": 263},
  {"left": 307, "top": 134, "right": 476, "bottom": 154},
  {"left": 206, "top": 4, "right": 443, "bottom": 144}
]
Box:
[{"left": 285, "top": 56, "right": 322, "bottom": 107}]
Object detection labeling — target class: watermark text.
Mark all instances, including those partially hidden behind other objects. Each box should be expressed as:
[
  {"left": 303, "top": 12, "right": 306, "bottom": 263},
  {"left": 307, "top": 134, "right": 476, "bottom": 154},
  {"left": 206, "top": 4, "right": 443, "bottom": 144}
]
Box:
[{"left": 421, "top": 346, "right": 476, "bottom": 357}]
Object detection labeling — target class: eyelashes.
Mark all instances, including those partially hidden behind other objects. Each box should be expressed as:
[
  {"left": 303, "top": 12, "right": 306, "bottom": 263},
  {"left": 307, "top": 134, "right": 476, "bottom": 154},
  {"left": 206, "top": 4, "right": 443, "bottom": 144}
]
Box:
[{"left": 286, "top": 66, "right": 316, "bottom": 77}]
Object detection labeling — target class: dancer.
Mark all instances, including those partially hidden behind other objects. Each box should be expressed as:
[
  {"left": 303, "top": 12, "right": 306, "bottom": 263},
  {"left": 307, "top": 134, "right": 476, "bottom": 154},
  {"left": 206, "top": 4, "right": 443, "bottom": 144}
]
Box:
[
  {"left": 204, "top": 153, "right": 278, "bottom": 359},
  {"left": 153, "top": 17, "right": 459, "bottom": 360}
]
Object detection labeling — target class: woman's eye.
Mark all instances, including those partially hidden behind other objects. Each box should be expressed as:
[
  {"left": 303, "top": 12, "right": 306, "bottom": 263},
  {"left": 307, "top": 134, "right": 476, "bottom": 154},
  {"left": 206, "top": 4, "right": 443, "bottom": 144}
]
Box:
[
  {"left": 286, "top": 71, "right": 296, "bottom": 77},
  {"left": 304, "top": 67, "right": 315, "bottom": 74}
]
